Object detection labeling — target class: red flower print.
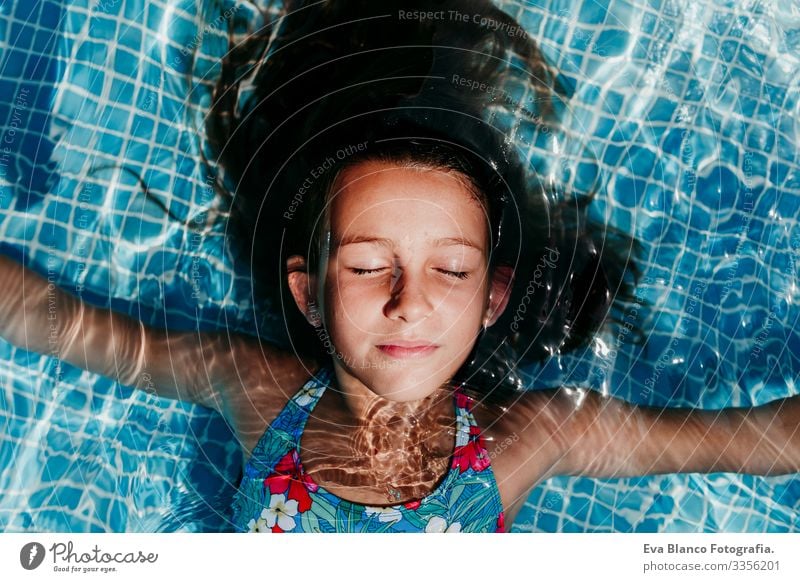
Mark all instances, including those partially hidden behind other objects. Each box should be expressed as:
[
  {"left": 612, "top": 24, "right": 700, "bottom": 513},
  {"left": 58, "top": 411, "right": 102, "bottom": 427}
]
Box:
[
  {"left": 454, "top": 389, "right": 473, "bottom": 412},
  {"left": 274, "top": 450, "right": 296, "bottom": 474},
  {"left": 453, "top": 439, "right": 491, "bottom": 474},
  {"left": 291, "top": 449, "right": 320, "bottom": 493},
  {"left": 496, "top": 512, "right": 505, "bottom": 533},
  {"left": 272, "top": 523, "right": 284, "bottom": 533},
  {"left": 452, "top": 425, "right": 491, "bottom": 473},
  {"left": 403, "top": 500, "right": 422, "bottom": 510},
  {"left": 263, "top": 450, "right": 316, "bottom": 512}
]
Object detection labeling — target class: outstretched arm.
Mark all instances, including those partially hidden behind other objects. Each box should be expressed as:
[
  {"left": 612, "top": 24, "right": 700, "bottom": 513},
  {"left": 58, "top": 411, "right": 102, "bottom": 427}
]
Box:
[
  {"left": 0, "top": 253, "right": 288, "bottom": 412},
  {"left": 551, "top": 388, "right": 800, "bottom": 479}
]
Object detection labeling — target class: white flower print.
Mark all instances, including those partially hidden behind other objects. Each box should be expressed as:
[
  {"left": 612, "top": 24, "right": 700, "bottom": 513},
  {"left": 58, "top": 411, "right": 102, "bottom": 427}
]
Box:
[
  {"left": 425, "top": 516, "right": 462, "bottom": 533},
  {"left": 247, "top": 515, "right": 272, "bottom": 533},
  {"left": 455, "top": 411, "right": 471, "bottom": 447},
  {"left": 295, "top": 385, "right": 322, "bottom": 407},
  {"left": 263, "top": 493, "right": 299, "bottom": 531},
  {"left": 364, "top": 506, "right": 402, "bottom": 523},
  {"left": 456, "top": 409, "right": 471, "bottom": 428}
]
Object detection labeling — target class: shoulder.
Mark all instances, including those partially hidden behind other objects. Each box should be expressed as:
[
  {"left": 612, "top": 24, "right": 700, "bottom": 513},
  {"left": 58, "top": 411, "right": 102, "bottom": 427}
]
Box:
[
  {"left": 470, "top": 387, "right": 575, "bottom": 450},
  {"left": 220, "top": 336, "right": 323, "bottom": 457},
  {"left": 469, "top": 388, "right": 577, "bottom": 520}
]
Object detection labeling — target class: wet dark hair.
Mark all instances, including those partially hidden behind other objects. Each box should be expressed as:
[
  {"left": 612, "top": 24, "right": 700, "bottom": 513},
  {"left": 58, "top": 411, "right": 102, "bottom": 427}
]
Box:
[{"left": 205, "top": 0, "right": 643, "bottom": 402}]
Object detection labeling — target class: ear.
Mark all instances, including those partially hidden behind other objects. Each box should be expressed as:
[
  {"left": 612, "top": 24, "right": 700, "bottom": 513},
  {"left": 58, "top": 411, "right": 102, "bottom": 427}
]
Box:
[
  {"left": 484, "top": 264, "right": 515, "bottom": 328},
  {"left": 286, "top": 255, "right": 321, "bottom": 327}
]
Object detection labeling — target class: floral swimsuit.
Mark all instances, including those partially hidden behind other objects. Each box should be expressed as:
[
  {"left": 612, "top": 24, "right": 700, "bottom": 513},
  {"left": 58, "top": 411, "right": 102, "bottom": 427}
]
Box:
[{"left": 231, "top": 366, "right": 505, "bottom": 533}]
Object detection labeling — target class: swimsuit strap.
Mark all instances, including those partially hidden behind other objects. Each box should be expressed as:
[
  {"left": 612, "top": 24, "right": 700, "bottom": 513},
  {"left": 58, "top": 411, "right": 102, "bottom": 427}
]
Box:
[
  {"left": 241, "top": 367, "right": 332, "bottom": 476},
  {"left": 451, "top": 383, "right": 489, "bottom": 451},
  {"left": 285, "top": 366, "right": 333, "bottom": 444}
]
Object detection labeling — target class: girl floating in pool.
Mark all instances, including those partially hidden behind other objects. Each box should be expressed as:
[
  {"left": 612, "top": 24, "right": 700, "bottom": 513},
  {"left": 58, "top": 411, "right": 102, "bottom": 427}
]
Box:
[{"left": 1, "top": 0, "right": 797, "bottom": 532}]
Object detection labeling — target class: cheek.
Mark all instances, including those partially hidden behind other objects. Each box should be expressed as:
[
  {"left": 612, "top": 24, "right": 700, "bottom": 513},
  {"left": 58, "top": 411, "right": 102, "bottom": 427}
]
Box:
[
  {"left": 324, "top": 281, "right": 379, "bottom": 337},
  {"left": 328, "top": 280, "right": 374, "bottom": 313},
  {"left": 440, "top": 282, "right": 488, "bottom": 317}
]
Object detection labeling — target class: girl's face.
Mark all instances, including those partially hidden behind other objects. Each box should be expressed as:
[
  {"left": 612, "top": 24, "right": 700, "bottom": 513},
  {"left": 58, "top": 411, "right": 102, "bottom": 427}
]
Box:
[{"left": 290, "top": 160, "right": 513, "bottom": 402}]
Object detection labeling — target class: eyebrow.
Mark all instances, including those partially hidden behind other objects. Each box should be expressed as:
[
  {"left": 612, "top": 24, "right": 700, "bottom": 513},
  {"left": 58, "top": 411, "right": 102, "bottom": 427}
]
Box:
[{"left": 334, "top": 235, "right": 483, "bottom": 251}]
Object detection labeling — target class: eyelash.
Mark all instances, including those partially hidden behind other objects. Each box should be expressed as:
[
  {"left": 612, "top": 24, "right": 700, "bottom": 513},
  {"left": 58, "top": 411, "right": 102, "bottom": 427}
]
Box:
[{"left": 351, "top": 268, "right": 470, "bottom": 280}]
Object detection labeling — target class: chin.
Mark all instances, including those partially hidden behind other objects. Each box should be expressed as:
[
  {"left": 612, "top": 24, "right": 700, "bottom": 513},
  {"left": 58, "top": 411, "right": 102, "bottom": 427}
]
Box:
[{"left": 367, "top": 367, "right": 452, "bottom": 401}]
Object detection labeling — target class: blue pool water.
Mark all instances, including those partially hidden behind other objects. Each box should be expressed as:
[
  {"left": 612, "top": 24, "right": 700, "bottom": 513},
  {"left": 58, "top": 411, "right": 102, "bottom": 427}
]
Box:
[{"left": 0, "top": 0, "right": 798, "bottom": 532}]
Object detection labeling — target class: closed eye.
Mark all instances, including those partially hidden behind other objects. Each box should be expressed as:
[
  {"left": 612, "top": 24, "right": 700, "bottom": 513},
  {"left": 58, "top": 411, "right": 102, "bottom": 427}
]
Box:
[
  {"left": 351, "top": 268, "right": 387, "bottom": 276},
  {"left": 350, "top": 267, "right": 470, "bottom": 280},
  {"left": 437, "top": 269, "right": 470, "bottom": 280}
]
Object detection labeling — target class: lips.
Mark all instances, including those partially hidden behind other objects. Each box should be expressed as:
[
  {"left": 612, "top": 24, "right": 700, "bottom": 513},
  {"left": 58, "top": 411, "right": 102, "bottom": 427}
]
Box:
[{"left": 376, "top": 341, "right": 439, "bottom": 359}]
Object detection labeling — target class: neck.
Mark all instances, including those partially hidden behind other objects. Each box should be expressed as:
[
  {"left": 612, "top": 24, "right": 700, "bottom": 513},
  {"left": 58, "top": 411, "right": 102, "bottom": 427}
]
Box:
[
  {"left": 328, "top": 363, "right": 451, "bottom": 432},
  {"left": 314, "top": 362, "right": 458, "bottom": 502}
]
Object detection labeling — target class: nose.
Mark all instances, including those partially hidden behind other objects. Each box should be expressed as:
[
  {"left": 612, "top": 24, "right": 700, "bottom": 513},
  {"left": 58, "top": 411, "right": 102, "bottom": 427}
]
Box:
[{"left": 383, "top": 262, "right": 434, "bottom": 323}]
